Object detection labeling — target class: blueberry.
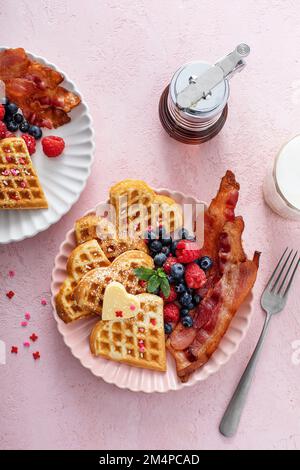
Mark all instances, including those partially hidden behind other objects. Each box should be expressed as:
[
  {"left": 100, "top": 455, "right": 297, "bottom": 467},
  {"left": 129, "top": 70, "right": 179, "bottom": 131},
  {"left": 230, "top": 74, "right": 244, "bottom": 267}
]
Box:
[
  {"left": 167, "top": 275, "right": 175, "bottom": 284},
  {"left": 161, "top": 246, "right": 170, "bottom": 256},
  {"left": 150, "top": 240, "right": 162, "bottom": 254},
  {"left": 154, "top": 253, "right": 167, "bottom": 267},
  {"left": 175, "top": 283, "right": 187, "bottom": 294},
  {"left": 180, "top": 292, "right": 193, "bottom": 307},
  {"left": 28, "top": 125, "right": 42, "bottom": 140},
  {"left": 19, "top": 120, "right": 30, "bottom": 133},
  {"left": 187, "top": 303, "right": 194, "bottom": 310},
  {"left": 5, "top": 102, "right": 18, "bottom": 116},
  {"left": 162, "top": 236, "right": 172, "bottom": 246},
  {"left": 197, "top": 256, "right": 213, "bottom": 271},
  {"left": 193, "top": 294, "right": 201, "bottom": 305},
  {"left": 171, "top": 240, "right": 178, "bottom": 256},
  {"left": 180, "top": 308, "right": 189, "bottom": 318},
  {"left": 6, "top": 120, "right": 19, "bottom": 132},
  {"left": 182, "top": 315, "right": 193, "bottom": 328},
  {"left": 171, "top": 263, "right": 185, "bottom": 280},
  {"left": 13, "top": 113, "right": 23, "bottom": 124},
  {"left": 164, "top": 323, "right": 173, "bottom": 334}
]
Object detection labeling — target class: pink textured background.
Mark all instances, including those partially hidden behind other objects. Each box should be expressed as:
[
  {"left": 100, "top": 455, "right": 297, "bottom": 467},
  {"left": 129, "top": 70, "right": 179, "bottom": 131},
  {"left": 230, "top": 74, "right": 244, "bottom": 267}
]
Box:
[{"left": 1, "top": 0, "right": 300, "bottom": 450}]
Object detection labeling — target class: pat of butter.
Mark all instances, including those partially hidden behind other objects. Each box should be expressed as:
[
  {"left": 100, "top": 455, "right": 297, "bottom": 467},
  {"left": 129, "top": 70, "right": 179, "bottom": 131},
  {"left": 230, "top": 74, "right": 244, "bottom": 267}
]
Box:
[{"left": 102, "top": 281, "right": 140, "bottom": 320}]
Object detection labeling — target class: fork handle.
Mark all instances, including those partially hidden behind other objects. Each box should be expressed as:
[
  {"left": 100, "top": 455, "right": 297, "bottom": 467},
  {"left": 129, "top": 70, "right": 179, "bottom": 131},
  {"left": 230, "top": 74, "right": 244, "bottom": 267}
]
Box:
[{"left": 219, "top": 313, "right": 272, "bottom": 437}]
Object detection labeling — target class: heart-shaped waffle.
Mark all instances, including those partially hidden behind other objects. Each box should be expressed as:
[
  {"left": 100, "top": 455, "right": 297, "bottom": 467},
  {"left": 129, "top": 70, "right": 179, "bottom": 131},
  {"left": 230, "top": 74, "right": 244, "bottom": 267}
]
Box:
[
  {"left": 74, "top": 250, "right": 154, "bottom": 315},
  {"left": 90, "top": 293, "right": 166, "bottom": 372},
  {"left": 55, "top": 239, "right": 111, "bottom": 323}
]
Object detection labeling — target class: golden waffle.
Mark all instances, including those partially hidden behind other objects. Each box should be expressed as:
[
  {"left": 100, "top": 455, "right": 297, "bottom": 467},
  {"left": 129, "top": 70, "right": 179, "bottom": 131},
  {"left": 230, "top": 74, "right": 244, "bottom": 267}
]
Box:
[
  {"left": 90, "top": 293, "right": 166, "bottom": 372},
  {"left": 74, "top": 250, "right": 154, "bottom": 315},
  {"left": 0, "top": 137, "right": 48, "bottom": 209},
  {"left": 56, "top": 240, "right": 111, "bottom": 323},
  {"left": 74, "top": 213, "right": 148, "bottom": 260},
  {"left": 109, "top": 179, "right": 182, "bottom": 235}
]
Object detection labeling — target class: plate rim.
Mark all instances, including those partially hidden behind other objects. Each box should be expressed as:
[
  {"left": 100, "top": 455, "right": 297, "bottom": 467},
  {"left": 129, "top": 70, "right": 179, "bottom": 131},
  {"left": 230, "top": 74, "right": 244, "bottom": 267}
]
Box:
[
  {"left": 51, "top": 188, "right": 254, "bottom": 393},
  {"left": 0, "top": 46, "right": 95, "bottom": 244}
]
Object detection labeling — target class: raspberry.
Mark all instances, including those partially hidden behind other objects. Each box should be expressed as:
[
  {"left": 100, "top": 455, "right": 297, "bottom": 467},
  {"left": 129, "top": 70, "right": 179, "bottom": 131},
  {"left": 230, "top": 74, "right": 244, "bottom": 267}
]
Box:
[
  {"left": 0, "top": 104, "right": 5, "bottom": 121},
  {"left": 42, "top": 136, "right": 65, "bottom": 158},
  {"left": 0, "top": 121, "right": 7, "bottom": 139},
  {"left": 163, "top": 302, "right": 180, "bottom": 323},
  {"left": 176, "top": 240, "right": 202, "bottom": 264},
  {"left": 163, "top": 256, "right": 178, "bottom": 274},
  {"left": 184, "top": 263, "right": 206, "bottom": 289},
  {"left": 5, "top": 131, "right": 16, "bottom": 138},
  {"left": 160, "top": 285, "right": 177, "bottom": 303},
  {"left": 22, "top": 134, "right": 36, "bottom": 155}
]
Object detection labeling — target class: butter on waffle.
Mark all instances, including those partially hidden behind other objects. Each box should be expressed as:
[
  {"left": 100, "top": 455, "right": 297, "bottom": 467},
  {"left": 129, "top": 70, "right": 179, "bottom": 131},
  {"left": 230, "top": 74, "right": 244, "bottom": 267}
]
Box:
[
  {"left": 0, "top": 137, "right": 48, "bottom": 209},
  {"left": 109, "top": 179, "right": 182, "bottom": 234},
  {"left": 90, "top": 293, "right": 166, "bottom": 372},
  {"left": 74, "top": 250, "right": 154, "bottom": 315},
  {"left": 56, "top": 239, "right": 111, "bottom": 323},
  {"left": 74, "top": 213, "right": 148, "bottom": 260}
]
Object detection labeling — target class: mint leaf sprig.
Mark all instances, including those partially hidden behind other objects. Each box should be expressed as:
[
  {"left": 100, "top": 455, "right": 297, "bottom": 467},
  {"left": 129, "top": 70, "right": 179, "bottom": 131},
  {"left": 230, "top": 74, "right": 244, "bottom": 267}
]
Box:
[{"left": 134, "top": 267, "right": 170, "bottom": 298}]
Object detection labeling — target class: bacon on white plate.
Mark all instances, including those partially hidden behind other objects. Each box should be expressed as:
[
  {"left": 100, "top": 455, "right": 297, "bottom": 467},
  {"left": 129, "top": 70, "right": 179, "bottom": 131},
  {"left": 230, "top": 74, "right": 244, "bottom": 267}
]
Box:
[{"left": 167, "top": 188, "right": 260, "bottom": 382}]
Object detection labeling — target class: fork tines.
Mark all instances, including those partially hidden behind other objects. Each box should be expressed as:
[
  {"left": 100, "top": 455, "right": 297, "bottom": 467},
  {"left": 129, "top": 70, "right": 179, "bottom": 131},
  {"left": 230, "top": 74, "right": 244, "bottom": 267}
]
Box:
[{"left": 268, "top": 248, "right": 300, "bottom": 297}]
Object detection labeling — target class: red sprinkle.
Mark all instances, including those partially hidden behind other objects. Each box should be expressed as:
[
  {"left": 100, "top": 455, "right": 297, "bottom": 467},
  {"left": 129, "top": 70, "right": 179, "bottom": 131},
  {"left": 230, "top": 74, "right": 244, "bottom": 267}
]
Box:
[
  {"left": 33, "top": 351, "right": 40, "bottom": 360},
  {"left": 11, "top": 346, "right": 18, "bottom": 354},
  {"left": 21, "top": 321, "right": 28, "bottom": 327},
  {"left": 8, "top": 270, "right": 15, "bottom": 278},
  {"left": 150, "top": 319, "right": 157, "bottom": 326},
  {"left": 115, "top": 311, "right": 123, "bottom": 318},
  {"left": 30, "top": 333, "right": 38, "bottom": 342},
  {"left": 23, "top": 342, "right": 30, "bottom": 348},
  {"left": 41, "top": 298, "right": 47, "bottom": 306},
  {"left": 6, "top": 290, "right": 15, "bottom": 299},
  {"left": 25, "top": 312, "right": 31, "bottom": 320}
]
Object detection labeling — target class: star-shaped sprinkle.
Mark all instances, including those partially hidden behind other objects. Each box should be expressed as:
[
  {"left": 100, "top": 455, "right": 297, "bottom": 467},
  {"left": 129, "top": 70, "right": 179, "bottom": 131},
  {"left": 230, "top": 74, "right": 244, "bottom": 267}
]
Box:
[
  {"left": 115, "top": 311, "right": 123, "bottom": 318},
  {"left": 30, "top": 333, "right": 38, "bottom": 342},
  {"left": 11, "top": 346, "right": 18, "bottom": 354},
  {"left": 33, "top": 351, "right": 40, "bottom": 360},
  {"left": 6, "top": 290, "right": 15, "bottom": 299}
]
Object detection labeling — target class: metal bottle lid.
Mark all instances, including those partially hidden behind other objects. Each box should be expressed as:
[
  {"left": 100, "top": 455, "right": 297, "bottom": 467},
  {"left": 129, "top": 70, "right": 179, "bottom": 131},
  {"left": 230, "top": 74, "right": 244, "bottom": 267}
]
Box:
[{"left": 167, "top": 44, "right": 250, "bottom": 131}]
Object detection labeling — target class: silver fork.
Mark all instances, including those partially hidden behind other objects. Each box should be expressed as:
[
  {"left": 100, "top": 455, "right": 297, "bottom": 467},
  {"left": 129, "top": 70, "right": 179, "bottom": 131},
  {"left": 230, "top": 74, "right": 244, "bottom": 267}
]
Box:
[{"left": 219, "top": 248, "right": 300, "bottom": 437}]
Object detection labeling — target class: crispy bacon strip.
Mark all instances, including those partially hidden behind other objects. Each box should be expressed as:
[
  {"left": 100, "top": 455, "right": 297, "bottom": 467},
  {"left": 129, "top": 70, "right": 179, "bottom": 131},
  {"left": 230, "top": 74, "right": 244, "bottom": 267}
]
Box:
[
  {"left": 0, "top": 48, "right": 80, "bottom": 128},
  {"left": 167, "top": 177, "right": 260, "bottom": 382}
]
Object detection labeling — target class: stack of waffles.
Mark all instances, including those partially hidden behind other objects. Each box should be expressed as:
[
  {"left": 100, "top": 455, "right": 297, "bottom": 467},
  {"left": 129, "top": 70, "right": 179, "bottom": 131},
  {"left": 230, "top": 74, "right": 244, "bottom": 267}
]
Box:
[
  {"left": 0, "top": 137, "right": 48, "bottom": 209},
  {"left": 55, "top": 179, "right": 180, "bottom": 371}
]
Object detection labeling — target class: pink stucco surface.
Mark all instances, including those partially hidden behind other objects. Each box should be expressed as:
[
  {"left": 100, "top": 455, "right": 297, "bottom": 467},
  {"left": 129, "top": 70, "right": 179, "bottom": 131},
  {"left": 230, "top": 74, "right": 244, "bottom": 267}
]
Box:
[{"left": 1, "top": 0, "right": 300, "bottom": 450}]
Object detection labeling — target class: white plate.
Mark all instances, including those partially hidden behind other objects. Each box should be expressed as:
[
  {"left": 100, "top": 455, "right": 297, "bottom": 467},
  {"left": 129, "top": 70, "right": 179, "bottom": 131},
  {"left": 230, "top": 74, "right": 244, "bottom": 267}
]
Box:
[
  {"left": 51, "top": 189, "right": 254, "bottom": 393},
  {"left": 0, "top": 47, "right": 94, "bottom": 244}
]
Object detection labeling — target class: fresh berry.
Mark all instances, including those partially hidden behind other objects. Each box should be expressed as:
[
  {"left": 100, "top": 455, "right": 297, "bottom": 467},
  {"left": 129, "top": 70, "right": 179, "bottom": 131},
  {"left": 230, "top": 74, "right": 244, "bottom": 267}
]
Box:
[
  {"left": 163, "top": 302, "right": 180, "bottom": 323},
  {"left": 179, "top": 292, "right": 193, "bottom": 307},
  {"left": 161, "top": 246, "right": 170, "bottom": 256},
  {"left": 184, "top": 262, "right": 206, "bottom": 289},
  {"left": 0, "top": 104, "right": 5, "bottom": 121},
  {"left": 150, "top": 239, "right": 162, "bottom": 254},
  {"left": 182, "top": 315, "right": 193, "bottom": 328},
  {"left": 170, "top": 263, "right": 185, "bottom": 281},
  {"left": 6, "top": 119, "right": 19, "bottom": 132},
  {"left": 196, "top": 256, "right": 213, "bottom": 271},
  {"left": 154, "top": 253, "right": 167, "bottom": 267},
  {"left": 180, "top": 308, "right": 190, "bottom": 318},
  {"left": 0, "top": 121, "right": 7, "bottom": 139},
  {"left": 175, "top": 282, "right": 187, "bottom": 294},
  {"left": 22, "top": 134, "right": 36, "bottom": 155},
  {"left": 193, "top": 294, "right": 201, "bottom": 305},
  {"left": 167, "top": 275, "right": 175, "bottom": 284},
  {"left": 5, "top": 102, "right": 18, "bottom": 116},
  {"left": 13, "top": 113, "right": 24, "bottom": 124},
  {"left": 160, "top": 285, "right": 177, "bottom": 303},
  {"left": 29, "top": 125, "right": 42, "bottom": 140},
  {"left": 164, "top": 323, "right": 173, "bottom": 335},
  {"left": 171, "top": 240, "right": 179, "bottom": 256},
  {"left": 176, "top": 240, "right": 202, "bottom": 264},
  {"left": 187, "top": 302, "right": 194, "bottom": 310},
  {"left": 162, "top": 235, "right": 172, "bottom": 246},
  {"left": 163, "top": 256, "right": 178, "bottom": 274},
  {"left": 19, "top": 120, "right": 30, "bottom": 133},
  {"left": 42, "top": 136, "right": 65, "bottom": 158},
  {"left": 5, "top": 131, "right": 16, "bottom": 138}
]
